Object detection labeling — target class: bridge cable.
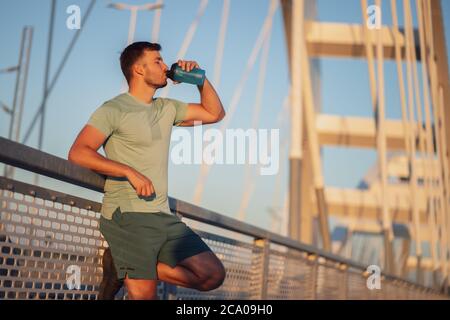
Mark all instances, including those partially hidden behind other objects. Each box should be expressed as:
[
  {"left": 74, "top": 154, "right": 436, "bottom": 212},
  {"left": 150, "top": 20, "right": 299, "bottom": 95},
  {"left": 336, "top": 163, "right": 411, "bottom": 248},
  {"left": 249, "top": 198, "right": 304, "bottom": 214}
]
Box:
[{"left": 193, "top": 0, "right": 280, "bottom": 205}]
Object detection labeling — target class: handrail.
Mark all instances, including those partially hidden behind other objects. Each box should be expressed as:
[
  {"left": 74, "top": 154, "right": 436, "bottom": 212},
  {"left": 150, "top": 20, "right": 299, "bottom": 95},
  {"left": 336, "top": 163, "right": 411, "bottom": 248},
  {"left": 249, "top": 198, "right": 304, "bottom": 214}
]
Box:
[{"left": 0, "top": 136, "right": 444, "bottom": 294}]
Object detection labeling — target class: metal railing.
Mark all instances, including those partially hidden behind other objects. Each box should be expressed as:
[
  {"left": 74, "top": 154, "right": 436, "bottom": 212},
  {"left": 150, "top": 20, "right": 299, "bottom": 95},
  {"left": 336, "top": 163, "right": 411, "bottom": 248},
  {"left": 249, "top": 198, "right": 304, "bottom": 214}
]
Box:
[{"left": 0, "top": 137, "right": 447, "bottom": 299}]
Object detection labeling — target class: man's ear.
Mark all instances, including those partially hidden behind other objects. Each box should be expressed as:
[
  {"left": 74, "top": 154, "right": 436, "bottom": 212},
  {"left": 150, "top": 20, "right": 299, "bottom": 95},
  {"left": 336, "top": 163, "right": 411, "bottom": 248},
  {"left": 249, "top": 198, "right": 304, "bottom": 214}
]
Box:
[{"left": 133, "top": 63, "right": 144, "bottom": 77}]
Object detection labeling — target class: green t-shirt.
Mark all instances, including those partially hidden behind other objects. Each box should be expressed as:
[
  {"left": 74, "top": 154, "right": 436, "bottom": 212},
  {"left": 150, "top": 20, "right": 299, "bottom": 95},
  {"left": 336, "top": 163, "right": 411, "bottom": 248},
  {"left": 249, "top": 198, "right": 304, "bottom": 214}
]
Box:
[{"left": 87, "top": 92, "right": 188, "bottom": 219}]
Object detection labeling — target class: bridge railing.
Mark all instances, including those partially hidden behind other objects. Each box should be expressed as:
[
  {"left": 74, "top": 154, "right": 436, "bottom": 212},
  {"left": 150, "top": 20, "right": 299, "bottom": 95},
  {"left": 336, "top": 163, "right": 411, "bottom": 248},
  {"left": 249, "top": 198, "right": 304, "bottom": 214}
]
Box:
[{"left": 0, "top": 137, "right": 447, "bottom": 299}]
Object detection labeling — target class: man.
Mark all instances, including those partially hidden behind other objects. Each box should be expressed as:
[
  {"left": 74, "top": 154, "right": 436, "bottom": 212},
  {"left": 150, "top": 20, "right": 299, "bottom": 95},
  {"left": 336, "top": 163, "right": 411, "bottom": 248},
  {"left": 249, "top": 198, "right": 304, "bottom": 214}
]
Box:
[{"left": 68, "top": 42, "right": 226, "bottom": 300}]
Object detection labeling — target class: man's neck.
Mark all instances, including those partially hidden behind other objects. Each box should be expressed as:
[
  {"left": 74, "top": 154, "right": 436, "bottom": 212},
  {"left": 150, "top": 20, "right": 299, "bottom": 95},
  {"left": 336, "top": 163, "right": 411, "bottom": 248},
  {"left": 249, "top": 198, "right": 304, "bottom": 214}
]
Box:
[{"left": 128, "top": 82, "right": 156, "bottom": 105}]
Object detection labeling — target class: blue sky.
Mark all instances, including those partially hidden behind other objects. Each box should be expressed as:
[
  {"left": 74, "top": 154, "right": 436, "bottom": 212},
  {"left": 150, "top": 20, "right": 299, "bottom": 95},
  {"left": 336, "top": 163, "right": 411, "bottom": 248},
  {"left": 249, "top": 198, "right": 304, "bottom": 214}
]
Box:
[{"left": 0, "top": 0, "right": 449, "bottom": 233}]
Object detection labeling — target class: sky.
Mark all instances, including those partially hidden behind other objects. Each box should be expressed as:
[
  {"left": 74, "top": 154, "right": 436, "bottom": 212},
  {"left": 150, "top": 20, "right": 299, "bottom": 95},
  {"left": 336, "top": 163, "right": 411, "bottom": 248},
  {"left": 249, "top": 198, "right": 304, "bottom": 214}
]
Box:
[{"left": 0, "top": 0, "right": 449, "bottom": 234}]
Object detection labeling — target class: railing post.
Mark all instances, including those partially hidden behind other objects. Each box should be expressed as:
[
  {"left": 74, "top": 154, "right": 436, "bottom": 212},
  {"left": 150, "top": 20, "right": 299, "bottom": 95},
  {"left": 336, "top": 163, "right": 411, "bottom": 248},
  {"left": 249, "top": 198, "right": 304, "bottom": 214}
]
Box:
[
  {"left": 338, "top": 263, "right": 348, "bottom": 300},
  {"left": 253, "top": 238, "right": 270, "bottom": 299},
  {"left": 162, "top": 282, "right": 178, "bottom": 300},
  {"left": 307, "top": 253, "right": 318, "bottom": 300}
]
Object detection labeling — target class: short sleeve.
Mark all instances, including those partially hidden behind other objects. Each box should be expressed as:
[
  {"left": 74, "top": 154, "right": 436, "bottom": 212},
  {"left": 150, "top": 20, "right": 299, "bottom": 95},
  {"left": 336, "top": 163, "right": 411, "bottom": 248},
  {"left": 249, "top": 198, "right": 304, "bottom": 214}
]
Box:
[
  {"left": 86, "top": 102, "right": 120, "bottom": 137},
  {"left": 169, "top": 99, "right": 188, "bottom": 126}
]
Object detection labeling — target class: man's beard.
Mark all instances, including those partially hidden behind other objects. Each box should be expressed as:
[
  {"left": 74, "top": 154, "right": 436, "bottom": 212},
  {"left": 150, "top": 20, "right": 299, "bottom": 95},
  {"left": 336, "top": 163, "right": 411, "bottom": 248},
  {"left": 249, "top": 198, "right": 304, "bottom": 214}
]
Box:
[{"left": 145, "top": 78, "right": 167, "bottom": 89}]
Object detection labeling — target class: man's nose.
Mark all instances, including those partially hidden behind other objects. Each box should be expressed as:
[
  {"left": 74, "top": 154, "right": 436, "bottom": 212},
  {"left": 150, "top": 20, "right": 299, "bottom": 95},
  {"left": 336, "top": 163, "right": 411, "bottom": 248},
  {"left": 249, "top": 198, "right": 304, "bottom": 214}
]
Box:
[{"left": 163, "top": 63, "right": 168, "bottom": 72}]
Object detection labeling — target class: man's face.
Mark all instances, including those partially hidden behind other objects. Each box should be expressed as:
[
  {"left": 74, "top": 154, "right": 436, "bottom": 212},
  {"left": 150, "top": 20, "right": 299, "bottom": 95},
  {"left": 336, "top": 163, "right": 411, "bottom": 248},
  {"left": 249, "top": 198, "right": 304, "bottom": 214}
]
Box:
[{"left": 134, "top": 50, "right": 169, "bottom": 89}]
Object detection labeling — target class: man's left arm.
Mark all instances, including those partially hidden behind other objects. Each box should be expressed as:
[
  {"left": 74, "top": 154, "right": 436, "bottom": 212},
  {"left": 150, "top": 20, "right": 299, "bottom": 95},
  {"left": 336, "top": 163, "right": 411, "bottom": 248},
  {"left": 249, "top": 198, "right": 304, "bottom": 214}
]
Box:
[{"left": 176, "top": 60, "right": 225, "bottom": 126}]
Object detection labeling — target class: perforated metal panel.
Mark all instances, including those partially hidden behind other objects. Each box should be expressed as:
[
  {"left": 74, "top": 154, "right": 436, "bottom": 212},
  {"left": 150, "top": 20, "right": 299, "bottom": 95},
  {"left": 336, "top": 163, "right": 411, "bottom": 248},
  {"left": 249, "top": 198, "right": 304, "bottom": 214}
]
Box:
[
  {"left": 1, "top": 181, "right": 448, "bottom": 300},
  {"left": 315, "top": 260, "right": 345, "bottom": 300},
  {"left": 0, "top": 188, "right": 106, "bottom": 300},
  {"left": 266, "top": 249, "right": 315, "bottom": 299},
  {"left": 347, "top": 269, "right": 370, "bottom": 300}
]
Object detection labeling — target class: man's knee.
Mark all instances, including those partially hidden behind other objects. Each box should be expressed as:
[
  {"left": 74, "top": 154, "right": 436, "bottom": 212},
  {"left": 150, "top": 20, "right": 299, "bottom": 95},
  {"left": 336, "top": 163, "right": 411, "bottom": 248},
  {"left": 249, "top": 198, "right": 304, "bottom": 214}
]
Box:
[{"left": 196, "top": 262, "right": 226, "bottom": 291}]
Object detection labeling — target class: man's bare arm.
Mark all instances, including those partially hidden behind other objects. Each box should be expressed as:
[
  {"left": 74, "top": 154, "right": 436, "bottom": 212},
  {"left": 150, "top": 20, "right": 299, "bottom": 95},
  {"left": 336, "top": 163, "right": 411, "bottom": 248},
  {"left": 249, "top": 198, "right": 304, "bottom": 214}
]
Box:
[
  {"left": 68, "top": 125, "right": 130, "bottom": 177},
  {"left": 174, "top": 60, "right": 225, "bottom": 126},
  {"left": 197, "top": 77, "right": 225, "bottom": 120},
  {"left": 177, "top": 78, "right": 225, "bottom": 126},
  {"left": 68, "top": 125, "right": 155, "bottom": 197}
]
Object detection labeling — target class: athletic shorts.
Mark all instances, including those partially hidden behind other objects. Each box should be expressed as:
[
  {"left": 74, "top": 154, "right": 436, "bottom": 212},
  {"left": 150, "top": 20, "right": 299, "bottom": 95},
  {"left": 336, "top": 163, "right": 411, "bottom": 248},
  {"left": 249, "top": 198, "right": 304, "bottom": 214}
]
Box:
[{"left": 99, "top": 206, "right": 212, "bottom": 280}]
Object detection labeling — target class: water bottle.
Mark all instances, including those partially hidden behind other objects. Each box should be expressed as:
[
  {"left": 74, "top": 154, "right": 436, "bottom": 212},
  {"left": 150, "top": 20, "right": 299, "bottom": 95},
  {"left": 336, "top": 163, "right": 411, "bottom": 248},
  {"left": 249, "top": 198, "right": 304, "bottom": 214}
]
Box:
[{"left": 166, "top": 63, "right": 206, "bottom": 86}]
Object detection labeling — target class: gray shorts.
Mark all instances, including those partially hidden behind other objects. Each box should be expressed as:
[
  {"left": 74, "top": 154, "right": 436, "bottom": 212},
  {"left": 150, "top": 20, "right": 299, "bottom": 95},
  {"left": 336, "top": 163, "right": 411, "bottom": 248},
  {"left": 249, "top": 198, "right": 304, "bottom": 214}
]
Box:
[{"left": 99, "top": 206, "right": 212, "bottom": 280}]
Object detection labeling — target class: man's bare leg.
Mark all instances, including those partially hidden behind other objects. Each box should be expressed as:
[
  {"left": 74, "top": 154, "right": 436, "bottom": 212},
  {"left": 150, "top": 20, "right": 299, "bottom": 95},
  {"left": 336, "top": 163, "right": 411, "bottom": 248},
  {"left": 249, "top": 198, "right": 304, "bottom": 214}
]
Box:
[
  {"left": 124, "top": 275, "right": 159, "bottom": 300},
  {"left": 98, "top": 248, "right": 123, "bottom": 300},
  {"left": 122, "top": 251, "right": 226, "bottom": 300},
  {"left": 156, "top": 251, "right": 226, "bottom": 291}
]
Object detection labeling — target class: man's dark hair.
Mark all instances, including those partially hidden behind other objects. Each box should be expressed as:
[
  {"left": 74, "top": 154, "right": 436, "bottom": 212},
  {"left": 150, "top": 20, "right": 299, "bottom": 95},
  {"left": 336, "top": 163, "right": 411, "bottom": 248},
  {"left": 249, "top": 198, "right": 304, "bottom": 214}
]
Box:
[{"left": 120, "top": 42, "right": 162, "bottom": 83}]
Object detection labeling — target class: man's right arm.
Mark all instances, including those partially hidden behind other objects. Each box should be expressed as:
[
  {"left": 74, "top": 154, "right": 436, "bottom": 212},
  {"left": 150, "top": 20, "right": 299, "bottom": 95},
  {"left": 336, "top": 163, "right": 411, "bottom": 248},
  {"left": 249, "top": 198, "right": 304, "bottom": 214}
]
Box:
[
  {"left": 68, "top": 125, "right": 155, "bottom": 197},
  {"left": 68, "top": 125, "right": 130, "bottom": 178}
]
